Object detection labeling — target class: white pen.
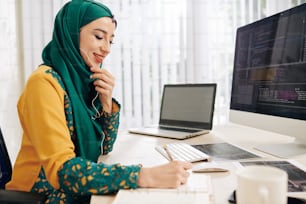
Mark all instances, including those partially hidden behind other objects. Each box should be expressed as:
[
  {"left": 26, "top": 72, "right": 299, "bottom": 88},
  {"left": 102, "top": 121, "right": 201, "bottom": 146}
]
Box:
[{"left": 163, "top": 144, "right": 174, "bottom": 161}]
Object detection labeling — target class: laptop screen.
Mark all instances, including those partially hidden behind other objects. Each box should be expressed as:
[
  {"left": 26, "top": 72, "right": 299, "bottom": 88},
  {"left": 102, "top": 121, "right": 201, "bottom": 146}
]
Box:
[{"left": 159, "top": 84, "right": 217, "bottom": 129}]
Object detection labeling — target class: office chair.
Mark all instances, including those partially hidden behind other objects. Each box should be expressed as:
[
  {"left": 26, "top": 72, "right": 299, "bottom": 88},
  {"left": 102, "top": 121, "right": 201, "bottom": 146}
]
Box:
[{"left": 0, "top": 127, "right": 46, "bottom": 203}]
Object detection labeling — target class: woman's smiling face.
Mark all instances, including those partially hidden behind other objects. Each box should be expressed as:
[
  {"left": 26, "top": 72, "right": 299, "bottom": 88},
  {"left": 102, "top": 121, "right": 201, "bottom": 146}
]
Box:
[{"left": 79, "top": 17, "right": 116, "bottom": 67}]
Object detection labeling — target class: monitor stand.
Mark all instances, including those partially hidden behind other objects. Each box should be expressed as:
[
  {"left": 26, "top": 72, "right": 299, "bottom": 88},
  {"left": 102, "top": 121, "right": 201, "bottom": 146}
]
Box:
[{"left": 255, "top": 142, "right": 306, "bottom": 158}]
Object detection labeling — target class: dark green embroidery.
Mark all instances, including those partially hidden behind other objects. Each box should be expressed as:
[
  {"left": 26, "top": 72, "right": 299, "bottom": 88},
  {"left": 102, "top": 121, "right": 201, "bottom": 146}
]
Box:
[{"left": 45, "top": 69, "right": 75, "bottom": 140}]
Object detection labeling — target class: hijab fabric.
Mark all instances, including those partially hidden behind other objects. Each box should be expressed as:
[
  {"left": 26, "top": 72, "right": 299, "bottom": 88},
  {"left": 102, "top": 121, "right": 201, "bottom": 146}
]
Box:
[{"left": 42, "top": 0, "right": 115, "bottom": 162}]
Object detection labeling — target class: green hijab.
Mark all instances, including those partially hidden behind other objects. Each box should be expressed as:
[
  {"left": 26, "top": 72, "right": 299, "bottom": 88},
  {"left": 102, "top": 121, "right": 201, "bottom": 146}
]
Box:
[{"left": 42, "top": 0, "right": 115, "bottom": 162}]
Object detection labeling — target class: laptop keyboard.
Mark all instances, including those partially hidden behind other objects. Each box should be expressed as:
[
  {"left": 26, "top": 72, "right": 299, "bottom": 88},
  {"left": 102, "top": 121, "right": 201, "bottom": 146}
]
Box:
[{"left": 155, "top": 142, "right": 211, "bottom": 162}]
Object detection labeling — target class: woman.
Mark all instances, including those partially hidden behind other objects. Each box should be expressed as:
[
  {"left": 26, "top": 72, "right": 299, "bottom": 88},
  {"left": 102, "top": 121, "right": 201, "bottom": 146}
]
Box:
[{"left": 6, "top": 0, "right": 192, "bottom": 203}]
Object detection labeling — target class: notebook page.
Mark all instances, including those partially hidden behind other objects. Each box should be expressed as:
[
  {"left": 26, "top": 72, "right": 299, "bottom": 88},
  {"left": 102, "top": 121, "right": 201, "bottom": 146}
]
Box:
[
  {"left": 178, "top": 173, "right": 212, "bottom": 193},
  {"left": 112, "top": 190, "right": 211, "bottom": 204},
  {"left": 112, "top": 175, "right": 213, "bottom": 204}
]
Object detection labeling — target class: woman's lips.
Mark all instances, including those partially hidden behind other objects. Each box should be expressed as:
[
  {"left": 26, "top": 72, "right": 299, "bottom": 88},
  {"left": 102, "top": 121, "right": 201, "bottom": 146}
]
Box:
[{"left": 94, "top": 53, "right": 104, "bottom": 63}]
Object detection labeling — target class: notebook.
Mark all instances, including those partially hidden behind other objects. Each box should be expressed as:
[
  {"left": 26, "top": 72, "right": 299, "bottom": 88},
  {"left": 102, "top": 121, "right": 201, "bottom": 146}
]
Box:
[
  {"left": 128, "top": 83, "right": 217, "bottom": 139},
  {"left": 112, "top": 174, "right": 213, "bottom": 204}
]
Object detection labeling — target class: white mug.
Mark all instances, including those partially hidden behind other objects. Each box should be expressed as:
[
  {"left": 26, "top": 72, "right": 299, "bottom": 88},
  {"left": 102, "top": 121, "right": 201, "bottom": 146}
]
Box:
[{"left": 236, "top": 165, "right": 288, "bottom": 204}]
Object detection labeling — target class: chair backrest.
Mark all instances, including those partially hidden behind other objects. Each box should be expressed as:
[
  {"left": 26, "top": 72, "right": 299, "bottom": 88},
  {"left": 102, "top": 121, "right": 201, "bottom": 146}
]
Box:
[{"left": 0, "top": 128, "right": 12, "bottom": 189}]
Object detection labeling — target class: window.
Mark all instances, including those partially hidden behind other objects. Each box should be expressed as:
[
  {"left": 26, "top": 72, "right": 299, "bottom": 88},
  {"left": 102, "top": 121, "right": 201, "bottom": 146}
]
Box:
[{"left": 3, "top": 0, "right": 306, "bottom": 136}]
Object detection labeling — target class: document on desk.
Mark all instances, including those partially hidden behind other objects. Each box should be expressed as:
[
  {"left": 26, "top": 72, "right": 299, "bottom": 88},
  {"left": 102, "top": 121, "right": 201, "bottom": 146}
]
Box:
[
  {"left": 237, "top": 160, "right": 306, "bottom": 192},
  {"left": 112, "top": 174, "right": 213, "bottom": 204}
]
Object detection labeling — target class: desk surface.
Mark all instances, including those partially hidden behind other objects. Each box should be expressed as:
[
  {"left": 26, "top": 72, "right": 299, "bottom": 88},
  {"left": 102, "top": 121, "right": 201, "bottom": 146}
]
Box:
[{"left": 90, "top": 123, "right": 306, "bottom": 204}]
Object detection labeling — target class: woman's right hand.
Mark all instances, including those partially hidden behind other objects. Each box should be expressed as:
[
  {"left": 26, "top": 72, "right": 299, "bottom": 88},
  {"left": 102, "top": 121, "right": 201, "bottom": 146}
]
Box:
[{"left": 137, "top": 161, "right": 192, "bottom": 188}]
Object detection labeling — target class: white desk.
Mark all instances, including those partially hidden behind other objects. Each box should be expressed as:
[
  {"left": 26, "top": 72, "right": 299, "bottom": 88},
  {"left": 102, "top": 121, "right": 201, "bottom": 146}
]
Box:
[{"left": 90, "top": 123, "right": 306, "bottom": 204}]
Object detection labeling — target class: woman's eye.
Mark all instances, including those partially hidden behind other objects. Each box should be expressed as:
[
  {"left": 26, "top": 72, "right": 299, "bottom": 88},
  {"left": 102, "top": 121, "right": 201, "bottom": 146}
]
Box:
[{"left": 95, "top": 35, "right": 103, "bottom": 40}]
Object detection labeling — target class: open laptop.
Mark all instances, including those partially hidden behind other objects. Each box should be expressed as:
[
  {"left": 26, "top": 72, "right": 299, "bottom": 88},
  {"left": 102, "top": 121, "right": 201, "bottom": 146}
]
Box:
[{"left": 128, "top": 83, "right": 217, "bottom": 139}]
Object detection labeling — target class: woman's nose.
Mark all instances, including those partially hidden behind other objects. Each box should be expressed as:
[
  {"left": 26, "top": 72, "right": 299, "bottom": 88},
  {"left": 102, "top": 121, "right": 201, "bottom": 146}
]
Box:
[{"left": 101, "top": 41, "right": 111, "bottom": 54}]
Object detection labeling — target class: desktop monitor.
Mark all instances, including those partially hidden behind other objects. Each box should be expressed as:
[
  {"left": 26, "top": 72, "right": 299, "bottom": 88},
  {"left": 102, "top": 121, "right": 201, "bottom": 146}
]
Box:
[{"left": 229, "top": 3, "right": 306, "bottom": 158}]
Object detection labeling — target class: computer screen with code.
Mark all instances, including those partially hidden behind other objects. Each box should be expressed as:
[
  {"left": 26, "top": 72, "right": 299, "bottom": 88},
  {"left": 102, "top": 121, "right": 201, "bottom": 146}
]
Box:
[
  {"left": 230, "top": 3, "right": 306, "bottom": 120},
  {"left": 229, "top": 3, "right": 306, "bottom": 158}
]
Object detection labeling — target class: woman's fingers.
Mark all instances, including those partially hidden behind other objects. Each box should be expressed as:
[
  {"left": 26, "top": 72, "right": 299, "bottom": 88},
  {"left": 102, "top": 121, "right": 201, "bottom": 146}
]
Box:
[
  {"left": 137, "top": 161, "right": 192, "bottom": 188},
  {"left": 91, "top": 68, "right": 115, "bottom": 87}
]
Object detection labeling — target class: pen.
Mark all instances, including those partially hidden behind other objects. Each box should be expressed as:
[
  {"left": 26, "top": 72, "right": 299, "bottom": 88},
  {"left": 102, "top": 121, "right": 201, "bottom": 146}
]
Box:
[{"left": 163, "top": 144, "right": 174, "bottom": 161}]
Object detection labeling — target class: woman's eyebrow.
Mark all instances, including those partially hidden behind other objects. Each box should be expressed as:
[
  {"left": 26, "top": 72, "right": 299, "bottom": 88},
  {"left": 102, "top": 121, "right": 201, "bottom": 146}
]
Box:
[{"left": 94, "top": 28, "right": 115, "bottom": 37}]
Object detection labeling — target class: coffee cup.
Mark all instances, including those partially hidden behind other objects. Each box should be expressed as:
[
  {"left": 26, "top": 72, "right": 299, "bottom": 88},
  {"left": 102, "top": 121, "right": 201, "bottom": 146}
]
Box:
[{"left": 236, "top": 165, "right": 288, "bottom": 204}]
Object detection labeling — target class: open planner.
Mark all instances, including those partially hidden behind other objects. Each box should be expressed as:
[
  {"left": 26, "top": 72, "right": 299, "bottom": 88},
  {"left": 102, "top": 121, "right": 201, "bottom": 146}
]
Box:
[{"left": 112, "top": 174, "right": 213, "bottom": 204}]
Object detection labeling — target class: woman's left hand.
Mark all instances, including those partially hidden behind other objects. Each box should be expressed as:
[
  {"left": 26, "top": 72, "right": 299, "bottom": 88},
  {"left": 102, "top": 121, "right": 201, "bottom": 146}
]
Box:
[{"left": 90, "top": 66, "right": 115, "bottom": 113}]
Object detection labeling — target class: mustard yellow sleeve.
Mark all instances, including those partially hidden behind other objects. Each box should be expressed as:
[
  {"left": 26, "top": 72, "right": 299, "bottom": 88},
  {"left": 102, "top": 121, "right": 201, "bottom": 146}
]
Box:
[{"left": 18, "top": 66, "right": 76, "bottom": 189}]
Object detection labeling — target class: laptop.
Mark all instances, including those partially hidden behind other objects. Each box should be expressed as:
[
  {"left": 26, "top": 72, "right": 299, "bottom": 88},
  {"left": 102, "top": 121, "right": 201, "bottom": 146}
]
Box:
[{"left": 128, "top": 83, "right": 217, "bottom": 139}]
